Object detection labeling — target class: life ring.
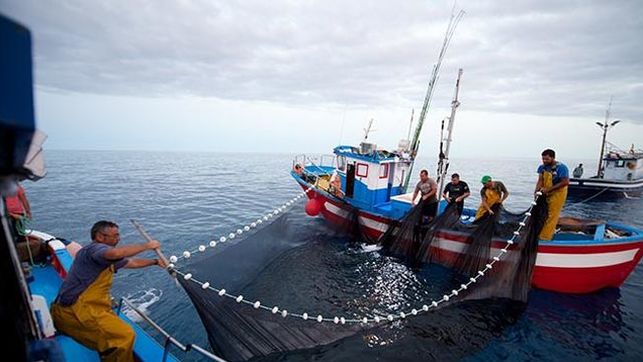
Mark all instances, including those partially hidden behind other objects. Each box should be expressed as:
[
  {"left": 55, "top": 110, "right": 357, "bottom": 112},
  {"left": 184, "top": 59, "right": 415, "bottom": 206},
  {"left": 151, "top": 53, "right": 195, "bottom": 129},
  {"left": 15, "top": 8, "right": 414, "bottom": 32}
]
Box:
[{"left": 627, "top": 162, "right": 636, "bottom": 170}]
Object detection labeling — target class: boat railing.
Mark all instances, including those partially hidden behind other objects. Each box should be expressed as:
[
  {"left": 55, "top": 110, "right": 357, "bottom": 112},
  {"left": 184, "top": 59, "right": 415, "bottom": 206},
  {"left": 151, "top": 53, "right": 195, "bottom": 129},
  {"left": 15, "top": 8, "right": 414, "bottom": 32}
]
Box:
[
  {"left": 292, "top": 154, "right": 336, "bottom": 172},
  {"left": 117, "top": 298, "right": 227, "bottom": 362}
]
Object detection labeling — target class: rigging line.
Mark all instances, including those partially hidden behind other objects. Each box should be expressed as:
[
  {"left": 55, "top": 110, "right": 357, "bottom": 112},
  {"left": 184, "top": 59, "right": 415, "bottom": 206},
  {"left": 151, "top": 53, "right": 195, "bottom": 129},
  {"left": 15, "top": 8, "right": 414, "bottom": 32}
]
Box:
[{"left": 575, "top": 187, "right": 610, "bottom": 204}]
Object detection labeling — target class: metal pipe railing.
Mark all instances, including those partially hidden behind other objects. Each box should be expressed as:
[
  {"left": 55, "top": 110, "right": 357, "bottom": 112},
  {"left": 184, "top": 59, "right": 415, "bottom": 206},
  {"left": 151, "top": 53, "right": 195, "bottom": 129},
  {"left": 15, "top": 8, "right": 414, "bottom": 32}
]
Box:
[{"left": 119, "top": 298, "right": 227, "bottom": 362}]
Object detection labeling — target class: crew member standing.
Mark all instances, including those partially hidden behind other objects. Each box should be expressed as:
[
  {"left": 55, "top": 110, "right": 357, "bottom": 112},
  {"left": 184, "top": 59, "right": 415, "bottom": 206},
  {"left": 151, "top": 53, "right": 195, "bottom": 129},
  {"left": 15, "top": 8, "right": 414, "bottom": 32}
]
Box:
[
  {"left": 442, "top": 173, "right": 470, "bottom": 216},
  {"left": 535, "top": 149, "right": 570, "bottom": 240},
  {"left": 412, "top": 169, "right": 438, "bottom": 224}
]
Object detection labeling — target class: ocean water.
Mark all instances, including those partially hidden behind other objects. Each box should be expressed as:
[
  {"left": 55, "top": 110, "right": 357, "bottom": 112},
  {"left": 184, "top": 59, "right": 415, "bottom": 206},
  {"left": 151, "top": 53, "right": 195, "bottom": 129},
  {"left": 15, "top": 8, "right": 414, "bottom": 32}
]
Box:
[{"left": 25, "top": 150, "right": 642, "bottom": 361}]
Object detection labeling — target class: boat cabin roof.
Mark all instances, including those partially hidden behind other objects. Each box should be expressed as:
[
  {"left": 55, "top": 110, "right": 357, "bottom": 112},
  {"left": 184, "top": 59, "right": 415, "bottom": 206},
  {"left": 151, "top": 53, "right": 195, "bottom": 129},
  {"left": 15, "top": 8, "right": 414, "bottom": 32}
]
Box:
[
  {"left": 333, "top": 145, "right": 408, "bottom": 163},
  {"left": 603, "top": 150, "right": 643, "bottom": 161}
]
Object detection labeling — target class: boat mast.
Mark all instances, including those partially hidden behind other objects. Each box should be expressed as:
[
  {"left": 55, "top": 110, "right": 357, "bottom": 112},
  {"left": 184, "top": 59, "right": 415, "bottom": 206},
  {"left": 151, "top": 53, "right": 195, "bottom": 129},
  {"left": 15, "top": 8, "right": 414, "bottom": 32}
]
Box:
[
  {"left": 403, "top": 9, "right": 465, "bottom": 191},
  {"left": 437, "top": 68, "right": 463, "bottom": 195},
  {"left": 406, "top": 109, "right": 415, "bottom": 142},
  {"left": 595, "top": 97, "right": 620, "bottom": 177}
]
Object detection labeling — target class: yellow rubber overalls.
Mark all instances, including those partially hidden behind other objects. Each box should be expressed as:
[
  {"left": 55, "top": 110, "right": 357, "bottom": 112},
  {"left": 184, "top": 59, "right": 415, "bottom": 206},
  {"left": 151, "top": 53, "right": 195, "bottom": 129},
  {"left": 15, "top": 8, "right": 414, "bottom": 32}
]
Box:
[
  {"left": 539, "top": 166, "right": 568, "bottom": 241},
  {"left": 475, "top": 187, "right": 502, "bottom": 220},
  {"left": 51, "top": 265, "right": 135, "bottom": 362}
]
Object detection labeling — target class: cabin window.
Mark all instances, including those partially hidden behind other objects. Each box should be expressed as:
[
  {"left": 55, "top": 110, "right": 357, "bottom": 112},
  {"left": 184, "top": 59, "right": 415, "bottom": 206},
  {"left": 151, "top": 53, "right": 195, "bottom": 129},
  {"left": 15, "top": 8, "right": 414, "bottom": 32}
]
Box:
[
  {"left": 356, "top": 163, "right": 369, "bottom": 177},
  {"left": 615, "top": 160, "right": 625, "bottom": 168},
  {"left": 337, "top": 156, "right": 347, "bottom": 172},
  {"left": 379, "top": 164, "right": 389, "bottom": 179}
]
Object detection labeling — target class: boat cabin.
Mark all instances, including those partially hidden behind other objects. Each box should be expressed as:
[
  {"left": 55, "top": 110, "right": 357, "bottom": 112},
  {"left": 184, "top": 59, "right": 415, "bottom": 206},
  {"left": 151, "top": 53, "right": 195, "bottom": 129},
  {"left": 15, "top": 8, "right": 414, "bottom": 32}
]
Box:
[
  {"left": 602, "top": 150, "right": 643, "bottom": 181},
  {"left": 332, "top": 143, "right": 413, "bottom": 212}
]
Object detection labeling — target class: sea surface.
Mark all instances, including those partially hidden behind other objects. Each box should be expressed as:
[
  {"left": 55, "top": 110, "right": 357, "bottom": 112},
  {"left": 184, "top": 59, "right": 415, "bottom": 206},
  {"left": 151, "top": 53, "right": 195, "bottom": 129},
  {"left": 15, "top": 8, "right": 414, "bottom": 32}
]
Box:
[{"left": 26, "top": 150, "right": 642, "bottom": 361}]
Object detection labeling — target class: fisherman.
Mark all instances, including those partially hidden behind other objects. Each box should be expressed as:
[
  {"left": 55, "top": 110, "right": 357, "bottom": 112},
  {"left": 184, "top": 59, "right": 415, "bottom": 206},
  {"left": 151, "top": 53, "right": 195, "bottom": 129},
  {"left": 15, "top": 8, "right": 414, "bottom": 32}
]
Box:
[
  {"left": 572, "top": 163, "right": 584, "bottom": 178},
  {"left": 412, "top": 169, "right": 438, "bottom": 224},
  {"left": 293, "top": 164, "right": 304, "bottom": 176},
  {"left": 442, "top": 173, "right": 470, "bottom": 216},
  {"left": 328, "top": 171, "right": 344, "bottom": 198},
  {"left": 475, "top": 175, "right": 509, "bottom": 220},
  {"left": 50, "top": 221, "right": 166, "bottom": 362},
  {"left": 535, "top": 149, "right": 570, "bottom": 241},
  {"left": 3, "top": 181, "right": 31, "bottom": 243}
]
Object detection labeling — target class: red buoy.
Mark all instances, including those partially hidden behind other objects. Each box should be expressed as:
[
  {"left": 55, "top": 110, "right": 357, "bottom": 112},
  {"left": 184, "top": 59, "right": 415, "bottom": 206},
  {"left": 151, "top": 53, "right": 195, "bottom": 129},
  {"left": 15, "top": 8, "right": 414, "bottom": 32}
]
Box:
[{"left": 305, "top": 198, "right": 323, "bottom": 216}]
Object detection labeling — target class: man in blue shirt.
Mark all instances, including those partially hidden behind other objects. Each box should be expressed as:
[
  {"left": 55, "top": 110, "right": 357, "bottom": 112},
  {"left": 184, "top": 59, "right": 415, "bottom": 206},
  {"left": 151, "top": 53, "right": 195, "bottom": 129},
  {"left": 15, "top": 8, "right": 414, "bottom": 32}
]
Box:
[{"left": 535, "top": 149, "right": 570, "bottom": 240}]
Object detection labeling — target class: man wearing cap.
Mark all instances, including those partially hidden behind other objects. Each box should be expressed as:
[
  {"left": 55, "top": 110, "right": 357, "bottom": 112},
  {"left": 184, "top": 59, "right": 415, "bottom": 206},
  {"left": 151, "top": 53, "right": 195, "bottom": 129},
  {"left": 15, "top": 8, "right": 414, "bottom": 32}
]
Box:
[
  {"left": 535, "top": 149, "right": 570, "bottom": 240},
  {"left": 475, "top": 175, "right": 509, "bottom": 220}
]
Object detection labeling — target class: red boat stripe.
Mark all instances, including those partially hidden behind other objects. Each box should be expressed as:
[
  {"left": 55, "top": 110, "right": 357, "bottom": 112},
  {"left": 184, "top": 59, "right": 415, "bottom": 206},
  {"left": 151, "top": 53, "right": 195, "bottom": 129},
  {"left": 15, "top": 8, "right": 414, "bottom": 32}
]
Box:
[{"left": 320, "top": 192, "right": 643, "bottom": 269}]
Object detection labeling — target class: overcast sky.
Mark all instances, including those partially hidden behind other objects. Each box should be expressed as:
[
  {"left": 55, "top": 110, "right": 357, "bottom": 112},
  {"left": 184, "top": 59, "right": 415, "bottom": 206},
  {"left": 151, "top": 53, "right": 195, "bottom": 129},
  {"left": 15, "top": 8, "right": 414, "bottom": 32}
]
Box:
[{"left": 2, "top": 0, "right": 642, "bottom": 159}]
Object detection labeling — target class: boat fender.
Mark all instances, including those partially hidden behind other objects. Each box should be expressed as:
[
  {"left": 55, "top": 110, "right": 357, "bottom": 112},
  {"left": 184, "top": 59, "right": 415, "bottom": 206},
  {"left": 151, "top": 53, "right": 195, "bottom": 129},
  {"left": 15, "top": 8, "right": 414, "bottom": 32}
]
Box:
[{"left": 305, "top": 198, "right": 323, "bottom": 216}]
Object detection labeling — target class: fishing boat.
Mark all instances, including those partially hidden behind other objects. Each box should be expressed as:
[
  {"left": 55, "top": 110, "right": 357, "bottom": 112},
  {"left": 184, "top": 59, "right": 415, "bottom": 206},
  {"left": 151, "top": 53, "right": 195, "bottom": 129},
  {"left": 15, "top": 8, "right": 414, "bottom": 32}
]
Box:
[
  {"left": 291, "top": 150, "right": 643, "bottom": 294},
  {"left": 0, "top": 14, "right": 221, "bottom": 361},
  {"left": 567, "top": 102, "right": 643, "bottom": 200},
  {"left": 568, "top": 146, "right": 643, "bottom": 200},
  {"left": 289, "top": 24, "right": 643, "bottom": 295}
]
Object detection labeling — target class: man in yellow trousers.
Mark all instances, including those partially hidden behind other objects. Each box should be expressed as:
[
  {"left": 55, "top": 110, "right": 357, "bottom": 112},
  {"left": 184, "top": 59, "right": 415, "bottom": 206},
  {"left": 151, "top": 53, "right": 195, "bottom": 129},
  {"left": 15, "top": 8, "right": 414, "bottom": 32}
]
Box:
[
  {"left": 51, "top": 221, "right": 166, "bottom": 361},
  {"left": 535, "top": 149, "right": 570, "bottom": 240}
]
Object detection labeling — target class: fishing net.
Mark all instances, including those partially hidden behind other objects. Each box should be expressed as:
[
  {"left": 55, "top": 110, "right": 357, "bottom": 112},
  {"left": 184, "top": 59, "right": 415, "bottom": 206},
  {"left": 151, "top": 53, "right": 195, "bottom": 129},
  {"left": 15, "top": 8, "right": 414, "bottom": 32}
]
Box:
[
  {"left": 379, "top": 197, "right": 548, "bottom": 302},
  {"left": 176, "top": 214, "right": 364, "bottom": 361},
  {"left": 176, "top": 196, "right": 548, "bottom": 361}
]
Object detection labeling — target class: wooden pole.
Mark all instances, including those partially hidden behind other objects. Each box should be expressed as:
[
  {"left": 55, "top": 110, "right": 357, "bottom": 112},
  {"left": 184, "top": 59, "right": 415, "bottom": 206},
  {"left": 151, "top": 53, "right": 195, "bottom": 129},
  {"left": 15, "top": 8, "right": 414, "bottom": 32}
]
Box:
[{"left": 130, "top": 219, "right": 169, "bottom": 266}]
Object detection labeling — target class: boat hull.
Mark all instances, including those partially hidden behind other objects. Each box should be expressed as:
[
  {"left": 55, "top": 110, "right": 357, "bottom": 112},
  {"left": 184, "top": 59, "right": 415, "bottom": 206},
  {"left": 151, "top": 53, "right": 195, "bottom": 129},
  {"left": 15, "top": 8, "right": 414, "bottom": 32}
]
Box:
[
  {"left": 298, "top": 183, "right": 643, "bottom": 294},
  {"left": 568, "top": 177, "right": 643, "bottom": 200}
]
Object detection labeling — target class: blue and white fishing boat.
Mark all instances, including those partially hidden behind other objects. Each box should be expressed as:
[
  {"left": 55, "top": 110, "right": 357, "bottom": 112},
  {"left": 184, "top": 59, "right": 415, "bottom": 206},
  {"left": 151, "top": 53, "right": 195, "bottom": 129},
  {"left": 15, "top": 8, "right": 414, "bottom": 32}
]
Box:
[{"left": 289, "top": 18, "right": 643, "bottom": 294}]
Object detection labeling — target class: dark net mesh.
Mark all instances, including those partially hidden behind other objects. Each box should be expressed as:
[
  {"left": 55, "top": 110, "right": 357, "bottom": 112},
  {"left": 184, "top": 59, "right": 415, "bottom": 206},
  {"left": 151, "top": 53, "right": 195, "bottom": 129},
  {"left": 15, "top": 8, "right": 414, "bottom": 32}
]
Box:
[
  {"left": 176, "top": 196, "right": 548, "bottom": 361},
  {"left": 176, "top": 215, "right": 363, "bottom": 361},
  {"left": 379, "top": 197, "right": 548, "bottom": 302}
]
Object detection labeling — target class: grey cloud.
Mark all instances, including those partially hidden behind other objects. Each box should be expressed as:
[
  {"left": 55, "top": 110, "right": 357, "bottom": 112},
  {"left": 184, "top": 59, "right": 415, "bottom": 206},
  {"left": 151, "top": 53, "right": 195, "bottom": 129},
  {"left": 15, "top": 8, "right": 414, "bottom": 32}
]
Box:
[{"left": 1, "top": 0, "right": 642, "bottom": 121}]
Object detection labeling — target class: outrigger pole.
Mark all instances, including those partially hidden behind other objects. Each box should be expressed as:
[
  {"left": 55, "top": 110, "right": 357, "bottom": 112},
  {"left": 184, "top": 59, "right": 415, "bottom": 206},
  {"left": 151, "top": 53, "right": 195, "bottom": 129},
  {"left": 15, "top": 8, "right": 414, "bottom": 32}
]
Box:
[
  {"left": 595, "top": 97, "right": 620, "bottom": 178},
  {"left": 437, "top": 68, "right": 463, "bottom": 195},
  {"left": 404, "top": 8, "right": 465, "bottom": 191}
]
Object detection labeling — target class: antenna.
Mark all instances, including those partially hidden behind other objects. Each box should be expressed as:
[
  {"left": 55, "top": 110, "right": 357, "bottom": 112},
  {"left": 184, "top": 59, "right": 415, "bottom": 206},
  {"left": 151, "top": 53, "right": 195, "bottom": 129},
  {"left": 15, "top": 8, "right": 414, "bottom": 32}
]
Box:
[
  {"left": 595, "top": 96, "right": 620, "bottom": 177},
  {"left": 363, "top": 118, "right": 375, "bottom": 141}
]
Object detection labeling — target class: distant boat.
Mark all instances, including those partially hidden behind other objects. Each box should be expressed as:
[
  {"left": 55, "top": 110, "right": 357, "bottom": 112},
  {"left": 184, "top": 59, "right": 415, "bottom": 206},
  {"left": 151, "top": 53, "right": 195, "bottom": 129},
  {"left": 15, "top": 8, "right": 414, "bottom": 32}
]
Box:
[
  {"left": 568, "top": 102, "right": 643, "bottom": 200},
  {"left": 568, "top": 146, "right": 643, "bottom": 200}
]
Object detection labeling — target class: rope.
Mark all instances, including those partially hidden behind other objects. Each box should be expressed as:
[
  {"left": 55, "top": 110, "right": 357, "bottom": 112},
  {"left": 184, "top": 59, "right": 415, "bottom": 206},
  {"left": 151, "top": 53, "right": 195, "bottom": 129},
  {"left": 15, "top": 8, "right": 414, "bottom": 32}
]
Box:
[
  {"left": 15, "top": 215, "right": 46, "bottom": 267},
  {"left": 169, "top": 189, "right": 543, "bottom": 326},
  {"left": 15, "top": 213, "right": 29, "bottom": 236},
  {"left": 575, "top": 187, "right": 610, "bottom": 204}
]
